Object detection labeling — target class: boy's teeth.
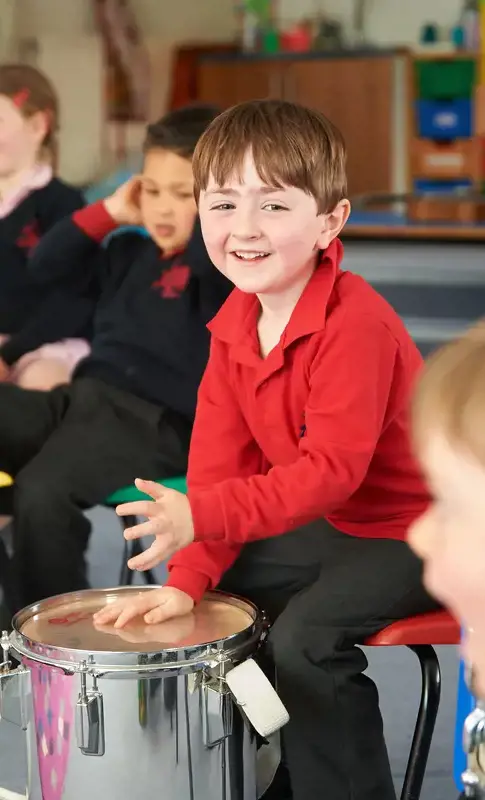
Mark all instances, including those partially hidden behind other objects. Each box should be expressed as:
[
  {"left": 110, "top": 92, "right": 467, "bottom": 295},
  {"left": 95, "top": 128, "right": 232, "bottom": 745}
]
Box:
[{"left": 234, "top": 251, "right": 268, "bottom": 260}]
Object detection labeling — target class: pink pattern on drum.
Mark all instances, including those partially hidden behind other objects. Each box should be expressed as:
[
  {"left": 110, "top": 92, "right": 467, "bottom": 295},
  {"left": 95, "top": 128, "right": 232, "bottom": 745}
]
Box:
[{"left": 26, "top": 649, "right": 75, "bottom": 800}]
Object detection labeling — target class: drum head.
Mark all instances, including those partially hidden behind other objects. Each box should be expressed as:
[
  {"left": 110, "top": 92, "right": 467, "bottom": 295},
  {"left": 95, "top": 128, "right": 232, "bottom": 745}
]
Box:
[{"left": 13, "top": 587, "right": 257, "bottom": 656}]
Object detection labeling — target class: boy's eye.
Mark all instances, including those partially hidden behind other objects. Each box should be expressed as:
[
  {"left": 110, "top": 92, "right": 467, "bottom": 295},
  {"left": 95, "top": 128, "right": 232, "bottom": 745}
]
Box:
[
  {"left": 174, "top": 191, "right": 193, "bottom": 200},
  {"left": 210, "top": 203, "right": 235, "bottom": 211},
  {"left": 144, "top": 187, "right": 159, "bottom": 196},
  {"left": 262, "top": 203, "right": 287, "bottom": 212}
]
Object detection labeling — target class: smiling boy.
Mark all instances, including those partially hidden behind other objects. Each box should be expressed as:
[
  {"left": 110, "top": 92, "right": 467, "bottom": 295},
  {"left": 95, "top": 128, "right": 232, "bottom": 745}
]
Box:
[{"left": 96, "top": 100, "right": 438, "bottom": 800}]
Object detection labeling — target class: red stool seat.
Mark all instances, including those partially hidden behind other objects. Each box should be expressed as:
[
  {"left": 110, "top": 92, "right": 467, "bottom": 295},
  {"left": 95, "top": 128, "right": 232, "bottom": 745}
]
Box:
[{"left": 366, "top": 610, "right": 460, "bottom": 647}]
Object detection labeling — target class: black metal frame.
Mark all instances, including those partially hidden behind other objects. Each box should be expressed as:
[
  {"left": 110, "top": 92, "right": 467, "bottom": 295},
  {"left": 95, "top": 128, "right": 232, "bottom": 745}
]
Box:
[
  {"left": 401, "top": 644, "right": 442, "bottom": 800},
  {"left": 117, "top": 514, "right": 158, "bottom": 587}
]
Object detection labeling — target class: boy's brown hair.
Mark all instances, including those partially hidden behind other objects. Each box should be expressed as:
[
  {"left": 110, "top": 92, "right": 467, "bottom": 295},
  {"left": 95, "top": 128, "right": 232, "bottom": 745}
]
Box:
[
  {"left": 192, "top": 99, "right": 347, "bottom": 214},
  {"left": 143, "top": 104, "right": 220, "bottom": 159},
  {"left": 0, "top": 63, "right": 59, "bottom": 168},
  {"left": 413, "top": 322, "right": 485, "bottom": 463}
]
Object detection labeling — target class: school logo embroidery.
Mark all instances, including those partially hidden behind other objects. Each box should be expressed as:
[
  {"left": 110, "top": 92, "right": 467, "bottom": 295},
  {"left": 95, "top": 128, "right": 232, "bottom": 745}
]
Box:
[
  {"left": 152, "top": 264, "right": 191, "bottom": 298},
  {"left": 16, "top": 221, "right": 40, "bottom": 252}
]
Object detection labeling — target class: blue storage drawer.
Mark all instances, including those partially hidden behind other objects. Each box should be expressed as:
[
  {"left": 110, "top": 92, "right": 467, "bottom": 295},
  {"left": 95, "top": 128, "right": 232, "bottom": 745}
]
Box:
[
  {"left": 414, "top": 179, "right": 472, "bottom": 194},
  {"left": 416, "top": 99, "right": 473, "bottom": 138}
]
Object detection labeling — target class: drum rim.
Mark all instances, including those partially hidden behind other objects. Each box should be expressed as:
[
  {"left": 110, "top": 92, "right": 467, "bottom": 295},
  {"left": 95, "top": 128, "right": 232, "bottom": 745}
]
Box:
[{"left": 9, "top": 587, "right": 263, "bottom": 673}]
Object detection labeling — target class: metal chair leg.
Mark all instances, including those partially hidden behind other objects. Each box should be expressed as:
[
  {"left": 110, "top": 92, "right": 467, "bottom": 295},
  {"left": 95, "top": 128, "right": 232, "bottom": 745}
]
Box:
[
  {"left": 118, "top": 515, "right": 158, "bottom": 587},
  {"left": 400, "top": 644, "right": 442, "bottom": 800}
]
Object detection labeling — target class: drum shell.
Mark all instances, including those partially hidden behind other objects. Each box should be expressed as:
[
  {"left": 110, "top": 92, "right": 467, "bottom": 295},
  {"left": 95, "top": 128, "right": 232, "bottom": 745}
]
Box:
[
  {"left": 21, "top": 660, "right": 258, "bottom": 799},
  {"left": 1, "top": 588, "right": 266, "bottom": 800}
]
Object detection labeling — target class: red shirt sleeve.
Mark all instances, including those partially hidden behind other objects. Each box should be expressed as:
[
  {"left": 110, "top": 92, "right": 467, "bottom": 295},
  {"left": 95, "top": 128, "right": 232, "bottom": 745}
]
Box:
[
  {"left": 72, "top": 200, "right": 118, "bottom": 242},
  {"left": 166, "top": 338, "right": 267, "bottom": 601},
  {"left": 188, "top": 313, "right": 400, "bottom": 547}
]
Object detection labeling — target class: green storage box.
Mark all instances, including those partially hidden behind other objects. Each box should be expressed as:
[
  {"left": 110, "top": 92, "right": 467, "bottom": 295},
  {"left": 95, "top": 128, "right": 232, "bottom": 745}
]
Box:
[{"left": 415, "top": 59, "right": 476, "bottom": 100}]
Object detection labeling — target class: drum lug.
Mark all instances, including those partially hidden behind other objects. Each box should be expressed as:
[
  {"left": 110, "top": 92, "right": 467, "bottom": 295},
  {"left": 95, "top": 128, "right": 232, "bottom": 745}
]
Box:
[
  {"left": 202, "top": 677, "right": 233, "bottom": 748},
  {"left": 462, "top": 768, "right": 484, "bottom": 797},
  {"left": 463, "top": 706, "right": 485, "bottom": 795},
  {"left": 464, "top": 707, "right": 485, "bottom": 753},
  {"left": 0, "top": 666, "right": 31, "bottom": 730},
  {"left": 76, "top": 664, "right": 105, "bottom": 757},
  {"left": 1, "top": 630, "right": 11, "bottom": 674},
  {"left": 0, "top": 631, "right": 31, "bottom": 731}
]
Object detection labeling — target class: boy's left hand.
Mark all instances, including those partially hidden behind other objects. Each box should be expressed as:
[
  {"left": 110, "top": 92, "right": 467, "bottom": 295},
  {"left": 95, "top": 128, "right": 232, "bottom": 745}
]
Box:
[{"left": 116, "top": 479, "right": 195, "bottom": 570}]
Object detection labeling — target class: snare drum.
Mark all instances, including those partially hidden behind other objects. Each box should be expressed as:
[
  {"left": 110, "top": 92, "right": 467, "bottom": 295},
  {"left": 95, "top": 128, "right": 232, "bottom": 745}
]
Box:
[{"left": 0, "top": 587, "right": 288, "bottom": 800}]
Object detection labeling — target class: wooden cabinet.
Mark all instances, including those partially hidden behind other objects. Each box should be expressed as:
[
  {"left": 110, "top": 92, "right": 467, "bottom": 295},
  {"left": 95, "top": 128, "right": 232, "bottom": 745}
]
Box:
[
  {"left": 198, "top": 53, "right": 407, "bottom": 198},
  {"left": 290, "top": 59, "right": 394, "bottom": 197},
  {"left": 199, "top": 60, "right": 289, "bottom": 106}
]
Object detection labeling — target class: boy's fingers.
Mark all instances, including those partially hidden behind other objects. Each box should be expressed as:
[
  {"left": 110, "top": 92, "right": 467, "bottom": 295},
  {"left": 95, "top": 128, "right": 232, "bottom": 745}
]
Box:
[
  {"left": 116, "top": 500, "right": 157, "bottom": 518},
  {"left": 128, "top": 540, "right": 168, "bottom": 571},
  {"left": 93, "top": 600, "right": 135, "bottom": 625},
  {"left": 134, "top": 478, "right": 166, "bottom": 501},
  {"left": 92, "top": 606, "right": 120, "bottom": 624},
  {"left": 124, "top": 518, "right": 165, "bottom": 541},
  {"left": 144, "top": 603, "right": 174, "bottom": 625},
  {"left": 114, "top": 594, "right": 165, "bottom": 629},
  {"left": 93, "top": 592, "right": 152, "bottom": 625}
]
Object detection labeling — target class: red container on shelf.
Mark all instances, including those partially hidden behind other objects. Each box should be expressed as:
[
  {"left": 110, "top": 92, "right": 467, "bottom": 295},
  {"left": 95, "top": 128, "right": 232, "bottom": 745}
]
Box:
[{"left": 281, "top": 24, "right": 312, "bottom": 52}]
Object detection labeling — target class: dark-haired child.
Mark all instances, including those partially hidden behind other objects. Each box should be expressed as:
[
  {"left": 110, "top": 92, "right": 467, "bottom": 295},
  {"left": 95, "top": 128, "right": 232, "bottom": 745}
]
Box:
[{"left": 0, "top": 104, "right": 231, "bottom": 613}]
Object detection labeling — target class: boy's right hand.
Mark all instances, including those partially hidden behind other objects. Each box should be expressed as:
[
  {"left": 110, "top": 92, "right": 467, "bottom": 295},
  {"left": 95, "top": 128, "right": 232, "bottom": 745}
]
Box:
[
  {"left": 103, "top": 176, "right": 143, "bottom": 226},
  {"left": 92, "top": 586, "right": 194, "bottom": 629}
]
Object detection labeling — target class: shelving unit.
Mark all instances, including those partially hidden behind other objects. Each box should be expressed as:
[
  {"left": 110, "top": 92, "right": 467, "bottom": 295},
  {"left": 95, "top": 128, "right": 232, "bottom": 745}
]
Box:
[{"left": 407, "top": 51, "right": 485, "bottom": 224}]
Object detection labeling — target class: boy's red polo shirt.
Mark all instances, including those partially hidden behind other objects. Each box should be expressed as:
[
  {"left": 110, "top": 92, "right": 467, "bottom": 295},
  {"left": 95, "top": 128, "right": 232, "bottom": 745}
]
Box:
[{"left": 167, "top": 238, "right": 430, "bottom": 603}]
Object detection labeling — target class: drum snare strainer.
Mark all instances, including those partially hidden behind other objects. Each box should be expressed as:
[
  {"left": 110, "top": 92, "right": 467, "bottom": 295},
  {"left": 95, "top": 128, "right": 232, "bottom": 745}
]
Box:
[{"left": 0, "top": 587, "right": 288, "bottom": 800}]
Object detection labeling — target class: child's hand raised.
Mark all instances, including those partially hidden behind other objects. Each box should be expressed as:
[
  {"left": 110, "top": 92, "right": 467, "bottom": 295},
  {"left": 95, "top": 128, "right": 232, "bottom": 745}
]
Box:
[
  {"left": 93, "top": 586, "right": 195, "bottom": 628},
  {"left": 104, "top": 176, "right": 143, "bottom": 226},
  {"left": 117, "top": 479, "right": 195, "bottom": 571}
]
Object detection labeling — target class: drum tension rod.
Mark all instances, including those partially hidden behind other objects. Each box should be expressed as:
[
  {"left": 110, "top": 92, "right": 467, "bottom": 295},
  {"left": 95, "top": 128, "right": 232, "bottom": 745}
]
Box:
[{"left": 0, "top": 630, "right": 11, "bottom": 673}]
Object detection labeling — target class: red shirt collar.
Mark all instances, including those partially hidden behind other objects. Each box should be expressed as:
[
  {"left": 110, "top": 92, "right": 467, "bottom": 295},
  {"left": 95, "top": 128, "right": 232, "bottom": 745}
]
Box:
[{"left": 208, "top": 237, "right": 343, "bottom": 349}]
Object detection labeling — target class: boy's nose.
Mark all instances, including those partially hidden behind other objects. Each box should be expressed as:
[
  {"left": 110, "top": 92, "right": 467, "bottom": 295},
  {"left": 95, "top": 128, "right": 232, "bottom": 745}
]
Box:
[
  {"left": 157, "top": 204, "right": 174, "bottom": 217},
  {"left": 232, "top": 209, "right": 261, "bottom": 240}
]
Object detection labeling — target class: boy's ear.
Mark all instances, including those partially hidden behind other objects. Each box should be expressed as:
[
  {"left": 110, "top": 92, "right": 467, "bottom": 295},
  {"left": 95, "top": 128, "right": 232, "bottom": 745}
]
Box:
[{"left": 316, "top": 199, "right": 351, "bottom": 250}]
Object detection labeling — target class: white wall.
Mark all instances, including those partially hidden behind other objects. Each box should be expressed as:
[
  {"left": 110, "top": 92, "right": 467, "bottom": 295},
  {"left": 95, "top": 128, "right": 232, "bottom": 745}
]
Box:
[
  {"left": 134, "top": 0, "right": 236, "bottom": 41},
  {"left": 15, "top": 0, "right": 95, "bottom": 37},
  {"left": 14, "top": 0, "right": 236, "bottom": 42},
  {"left": 31, "top": 35, "right": 105, "bottom": 184},
  {"left": 0, "top": 0, "right": 18, "bottom": 59}
]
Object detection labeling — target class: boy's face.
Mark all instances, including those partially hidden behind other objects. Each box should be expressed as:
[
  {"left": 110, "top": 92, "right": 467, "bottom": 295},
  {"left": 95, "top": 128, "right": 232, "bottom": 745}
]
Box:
[
  {"left": 140, "top": 148, "right": 197, "bottom": 255},
  {"left": 409, "top": 432, "right": 485, "bottom": 696},
  {"left": 198, "top": 151, "right": 349, "bottom": 297}
]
